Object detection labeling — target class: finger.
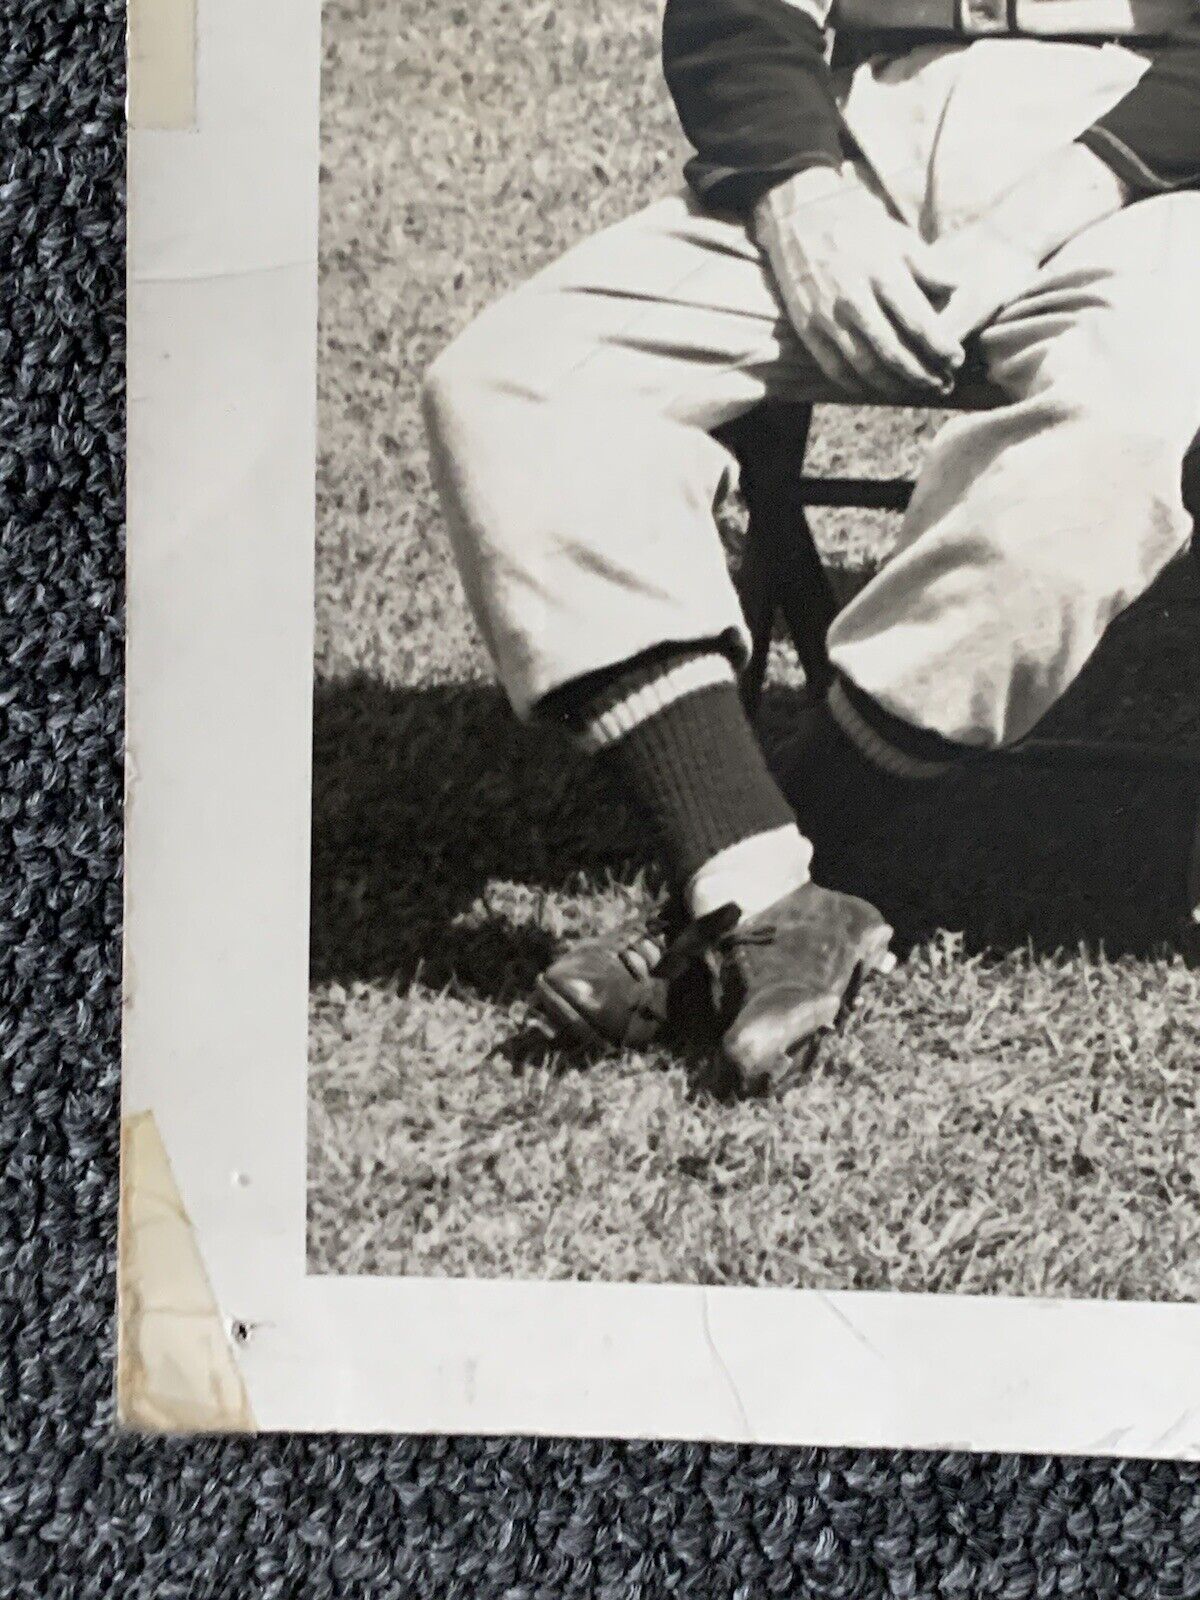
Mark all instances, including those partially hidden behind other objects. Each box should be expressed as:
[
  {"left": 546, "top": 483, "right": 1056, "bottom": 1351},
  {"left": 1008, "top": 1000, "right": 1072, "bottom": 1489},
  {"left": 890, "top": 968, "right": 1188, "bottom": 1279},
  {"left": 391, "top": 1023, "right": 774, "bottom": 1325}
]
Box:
[
  {"left": 875, "top": 266, "right": 965, "bottom": 375},
  {"left": 818, "top": 327, "right": 914, "bottom": 403},
  {"left": 937, "top": 287, "right": 1003, "bottom": 345},
  {"left": 806, "top": 325, "right": 904, "bottom": 401},
  {"left": 802, "top": 328, "right": 870, "bottom": 398},
  {"left": 838, "top": 297, "right": 955, "bottom": 396}
]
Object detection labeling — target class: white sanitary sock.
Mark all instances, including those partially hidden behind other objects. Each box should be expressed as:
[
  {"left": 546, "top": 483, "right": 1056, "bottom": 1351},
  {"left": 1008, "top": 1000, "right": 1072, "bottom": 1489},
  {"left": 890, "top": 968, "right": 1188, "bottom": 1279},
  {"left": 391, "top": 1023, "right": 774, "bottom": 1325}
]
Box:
[{"left": 686, "top": 823, "right": 813, "bottom": 924}]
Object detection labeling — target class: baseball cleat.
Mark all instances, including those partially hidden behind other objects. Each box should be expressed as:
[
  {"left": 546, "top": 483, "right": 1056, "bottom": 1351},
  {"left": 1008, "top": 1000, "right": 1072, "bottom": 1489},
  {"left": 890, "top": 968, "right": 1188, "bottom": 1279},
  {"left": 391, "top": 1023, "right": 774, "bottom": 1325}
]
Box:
[
  {"left": 534, "top": 921, "right": 671, "bottom": 1047},
  {"left": 658, "top": 881, "right": 894, "bottom": 1097},
  {"left": 533, "top": 879, "right": 893, "bottom": 1089}
]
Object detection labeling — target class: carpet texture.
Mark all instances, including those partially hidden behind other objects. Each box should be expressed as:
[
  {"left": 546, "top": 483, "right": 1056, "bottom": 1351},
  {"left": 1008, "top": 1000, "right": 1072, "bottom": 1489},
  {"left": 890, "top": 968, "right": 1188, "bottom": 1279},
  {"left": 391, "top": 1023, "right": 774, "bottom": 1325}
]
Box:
[{"left": 3, "top": 3, "right": 1200, "bottom": 1596}]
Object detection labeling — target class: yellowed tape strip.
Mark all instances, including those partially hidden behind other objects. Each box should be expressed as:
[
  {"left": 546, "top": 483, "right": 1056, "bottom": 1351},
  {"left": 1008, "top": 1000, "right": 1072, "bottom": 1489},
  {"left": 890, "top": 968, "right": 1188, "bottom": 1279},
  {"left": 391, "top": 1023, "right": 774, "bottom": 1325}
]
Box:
[
  {"left": 118, "top": 1111, "right": 254, "bottom": 1432},
  {"left": 128, "top": 0, "right": 197, "bottom": 130}
]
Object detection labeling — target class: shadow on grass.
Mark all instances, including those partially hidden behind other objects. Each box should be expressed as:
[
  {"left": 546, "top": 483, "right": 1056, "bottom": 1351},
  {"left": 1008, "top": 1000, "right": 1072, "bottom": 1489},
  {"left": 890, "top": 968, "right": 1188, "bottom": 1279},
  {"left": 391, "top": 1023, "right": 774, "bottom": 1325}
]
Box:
[
  {"left": 309, "top": 677, "right": 648, "bottom": 994},
  {"left": 802, "top": 759, "right": 1198, "bottom": 962},
  {"left": 310, "top": 560, "right": 1200, "bottom": 995}
]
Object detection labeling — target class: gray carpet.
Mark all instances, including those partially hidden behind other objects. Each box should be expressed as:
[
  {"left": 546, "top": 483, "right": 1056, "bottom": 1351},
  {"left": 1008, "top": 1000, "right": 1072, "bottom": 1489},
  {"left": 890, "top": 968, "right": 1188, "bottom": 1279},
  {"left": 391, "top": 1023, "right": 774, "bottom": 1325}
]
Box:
[{"left": 3, "top": 3, "right": 1200, "bottom": 1595}]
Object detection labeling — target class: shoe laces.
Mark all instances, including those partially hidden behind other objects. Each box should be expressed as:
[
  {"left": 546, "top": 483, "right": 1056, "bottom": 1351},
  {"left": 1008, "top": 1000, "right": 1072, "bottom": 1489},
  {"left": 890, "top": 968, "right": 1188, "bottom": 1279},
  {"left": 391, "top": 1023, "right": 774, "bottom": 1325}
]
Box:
[
  {"left": 653, "top": 902, "right": 775, "bottom": 982},
  {"left": 613, "top": 906, "right": 676, "bottom": 983}
]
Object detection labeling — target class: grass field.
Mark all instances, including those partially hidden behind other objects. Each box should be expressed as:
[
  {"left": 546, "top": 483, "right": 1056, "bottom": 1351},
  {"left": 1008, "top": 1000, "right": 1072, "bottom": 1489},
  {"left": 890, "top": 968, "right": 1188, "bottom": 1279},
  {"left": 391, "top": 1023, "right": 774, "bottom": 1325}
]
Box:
[{"left": 308, "top": 0, "right": 1200, "bottom": 1298}]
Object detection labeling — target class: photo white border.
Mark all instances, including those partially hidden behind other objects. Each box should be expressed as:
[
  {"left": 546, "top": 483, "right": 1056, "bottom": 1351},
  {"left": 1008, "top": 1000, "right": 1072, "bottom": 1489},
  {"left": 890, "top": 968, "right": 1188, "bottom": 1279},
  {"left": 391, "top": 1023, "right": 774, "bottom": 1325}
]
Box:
[{"left": 124, "top": 0, "right": 1200, "bottom": 1452}]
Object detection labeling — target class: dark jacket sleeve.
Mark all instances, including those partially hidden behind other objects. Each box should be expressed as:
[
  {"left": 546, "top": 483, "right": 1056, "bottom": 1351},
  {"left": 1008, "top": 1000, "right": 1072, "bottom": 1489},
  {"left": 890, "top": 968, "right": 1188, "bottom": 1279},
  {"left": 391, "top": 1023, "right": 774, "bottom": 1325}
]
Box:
[
  {"left": 1078, "top": 18, "right": 1200, "bottom": 193},
  {"left": 662, "top": 0, "right": 843, "bottom": 212}
]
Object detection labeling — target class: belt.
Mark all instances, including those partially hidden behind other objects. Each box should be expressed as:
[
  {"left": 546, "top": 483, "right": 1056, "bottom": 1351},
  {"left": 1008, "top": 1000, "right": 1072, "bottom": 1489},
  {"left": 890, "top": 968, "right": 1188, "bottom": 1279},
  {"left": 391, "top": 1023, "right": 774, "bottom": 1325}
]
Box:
[{"left": 831, "top": 0, "right": 1191, "bottom": 35}]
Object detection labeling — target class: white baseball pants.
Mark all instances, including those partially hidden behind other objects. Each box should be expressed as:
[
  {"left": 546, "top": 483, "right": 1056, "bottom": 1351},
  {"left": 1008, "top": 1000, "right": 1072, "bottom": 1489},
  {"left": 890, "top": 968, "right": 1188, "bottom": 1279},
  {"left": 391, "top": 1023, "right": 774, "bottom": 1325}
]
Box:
[{"left": 423, "top": 39, "right": 1200, "bottom": 747}]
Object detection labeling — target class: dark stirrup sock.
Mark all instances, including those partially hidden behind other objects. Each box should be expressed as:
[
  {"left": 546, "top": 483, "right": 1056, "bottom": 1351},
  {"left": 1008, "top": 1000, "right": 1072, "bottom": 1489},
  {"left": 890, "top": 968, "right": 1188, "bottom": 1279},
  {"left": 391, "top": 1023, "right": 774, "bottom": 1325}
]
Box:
[
  {"left": 827, "top": 674, "right": 975, "bottom": 780},
  {"left": 542, "top": 644, "right": 796, "bottom": 891}
]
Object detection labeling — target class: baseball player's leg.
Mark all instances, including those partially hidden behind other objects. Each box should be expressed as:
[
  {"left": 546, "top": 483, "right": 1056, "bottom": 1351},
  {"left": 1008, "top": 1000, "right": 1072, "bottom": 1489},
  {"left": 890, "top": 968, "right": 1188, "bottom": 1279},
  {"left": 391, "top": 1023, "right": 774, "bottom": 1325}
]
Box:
[
  {"left": 423, "top": 192, "right": 892, "bottom": 1089},
  {"left": 423, "top": 189, "right": 819, "bottom": 718},
  {"left": 826, "top": 190, "right": 1200, "bottom": 753}
]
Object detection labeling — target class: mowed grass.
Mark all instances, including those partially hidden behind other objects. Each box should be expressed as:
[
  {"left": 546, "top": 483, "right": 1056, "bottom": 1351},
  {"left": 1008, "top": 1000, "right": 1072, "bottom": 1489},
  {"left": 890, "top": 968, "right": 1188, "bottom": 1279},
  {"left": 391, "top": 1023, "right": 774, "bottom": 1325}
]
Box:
[{"left": 308, "top": 0, "right": 1200, "bottom": 1297}]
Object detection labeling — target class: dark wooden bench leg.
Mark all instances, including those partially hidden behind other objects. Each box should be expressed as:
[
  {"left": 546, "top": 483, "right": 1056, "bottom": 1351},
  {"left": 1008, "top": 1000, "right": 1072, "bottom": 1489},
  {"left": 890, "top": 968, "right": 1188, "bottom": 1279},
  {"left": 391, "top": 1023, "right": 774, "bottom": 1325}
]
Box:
[
  {"left": 730, "top": 467, "right": 780, "bottom": 715},
  {"left": 724, "top": 401, "right": 838, "bottom": 717}
]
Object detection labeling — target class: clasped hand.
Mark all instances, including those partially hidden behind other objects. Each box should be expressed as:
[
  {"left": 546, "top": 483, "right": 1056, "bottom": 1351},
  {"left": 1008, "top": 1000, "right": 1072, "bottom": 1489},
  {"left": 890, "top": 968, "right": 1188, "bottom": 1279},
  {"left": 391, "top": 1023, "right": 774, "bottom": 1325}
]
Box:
[{"left": 754, "top": 167, "right": 1040, "bottom": 399}]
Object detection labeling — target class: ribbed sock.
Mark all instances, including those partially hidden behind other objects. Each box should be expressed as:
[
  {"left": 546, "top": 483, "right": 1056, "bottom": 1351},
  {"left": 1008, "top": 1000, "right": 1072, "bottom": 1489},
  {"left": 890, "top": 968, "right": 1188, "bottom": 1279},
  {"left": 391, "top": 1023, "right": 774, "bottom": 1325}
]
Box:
[
  {"left": 544, "top": 644, "right": 805, "bottom": 899},
  {"left": 827, "top": 674, "right": 971, "bottom": 780}
]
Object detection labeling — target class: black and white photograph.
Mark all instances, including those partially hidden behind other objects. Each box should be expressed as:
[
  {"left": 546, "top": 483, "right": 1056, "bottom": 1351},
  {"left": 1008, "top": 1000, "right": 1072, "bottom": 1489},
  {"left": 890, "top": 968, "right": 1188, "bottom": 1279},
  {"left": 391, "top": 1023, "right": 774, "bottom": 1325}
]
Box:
[
  {"left": 120, "top": 0, "right": 1200, "bottom": 1446},
  {"left": 305, "top": 0, "right": 1200, "bottom": 1305}
]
